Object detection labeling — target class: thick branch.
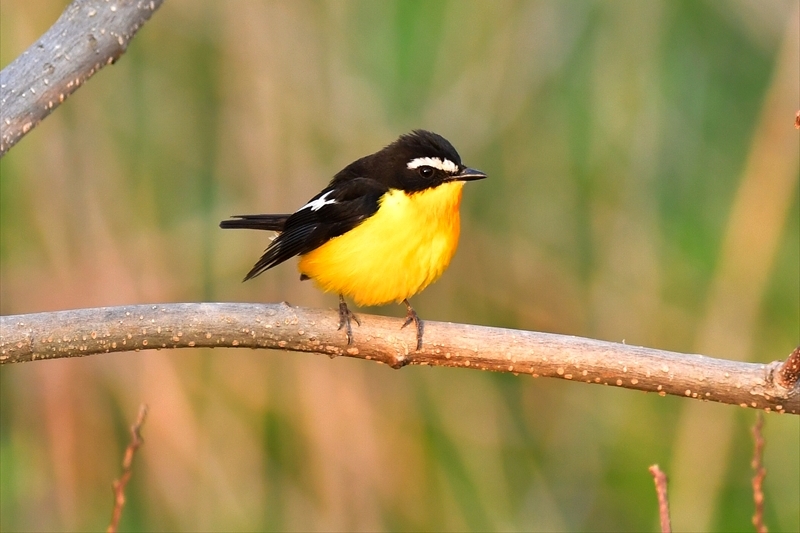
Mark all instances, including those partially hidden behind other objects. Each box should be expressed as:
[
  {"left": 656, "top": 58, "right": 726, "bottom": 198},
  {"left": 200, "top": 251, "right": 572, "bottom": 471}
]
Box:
[
  {"left": 0, "top": 303, "right": 797, "bottom": 414},
  {"left": 0, "top": 0, "right": 164, "bottom": 156}
]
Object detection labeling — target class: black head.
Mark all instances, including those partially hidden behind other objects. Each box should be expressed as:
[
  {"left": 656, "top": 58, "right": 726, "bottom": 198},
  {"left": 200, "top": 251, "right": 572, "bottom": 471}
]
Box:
[{"left": 341, "top": 130, "right": 486, "bottom": 193}]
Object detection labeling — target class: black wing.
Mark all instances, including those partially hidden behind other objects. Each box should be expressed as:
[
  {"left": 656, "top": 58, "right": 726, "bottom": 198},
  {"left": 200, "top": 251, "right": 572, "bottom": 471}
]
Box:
[
  {"left": 219, "top": 214, "right": 290, "bottom": 231},
  {"left": 241, "top": 177, "right": 388, "bottom": 281}
]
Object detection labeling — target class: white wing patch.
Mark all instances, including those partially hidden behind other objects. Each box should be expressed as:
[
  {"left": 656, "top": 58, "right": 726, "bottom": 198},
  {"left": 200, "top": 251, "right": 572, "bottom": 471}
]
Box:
[
  {"left": 407, "top": 157, "right": 459, "bottom": 174},
  {"left": 300, "top": 190, "right": 337, "bottom": 212}
]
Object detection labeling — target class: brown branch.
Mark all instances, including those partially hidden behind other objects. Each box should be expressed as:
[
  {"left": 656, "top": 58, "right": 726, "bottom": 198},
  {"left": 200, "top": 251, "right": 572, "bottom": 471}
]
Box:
[
  {"left": 648, "top": 465, "right": 671, "bottom": 533},
  {"left": 776, "top": 346, "right": 800, "bottom": 389},
  {"left": 107, "top": 403, "right": 148, "bottom": 533},
  {"left": 1, "top": 303, "right": 798, "bottom": 413},
  {"left": 751, "top": 414, "right": 768, "bottom": 533},
  {"left": 0, "top": 0, "right": 165, "bottom": 157}
]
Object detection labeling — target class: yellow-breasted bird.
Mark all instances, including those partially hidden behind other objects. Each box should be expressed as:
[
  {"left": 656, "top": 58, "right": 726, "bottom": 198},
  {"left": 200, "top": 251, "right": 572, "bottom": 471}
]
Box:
[{"left": 220, "top": 130, "right": 486, "bottom": 349}]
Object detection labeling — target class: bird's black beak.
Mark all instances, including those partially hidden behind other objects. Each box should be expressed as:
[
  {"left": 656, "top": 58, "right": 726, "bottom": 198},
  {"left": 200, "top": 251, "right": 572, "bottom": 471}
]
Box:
[{"left": 450, "top": 167, "right": 487, "bottom": 182}]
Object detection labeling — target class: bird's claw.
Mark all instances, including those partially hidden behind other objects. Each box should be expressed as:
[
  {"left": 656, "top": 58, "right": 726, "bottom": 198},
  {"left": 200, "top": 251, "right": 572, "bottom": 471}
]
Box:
[
  {"left": 401, "top": 299, "right": 423, "bottom": 351},
  {"left": 338, "top": 295, "right": 360, "bottom": 344}
]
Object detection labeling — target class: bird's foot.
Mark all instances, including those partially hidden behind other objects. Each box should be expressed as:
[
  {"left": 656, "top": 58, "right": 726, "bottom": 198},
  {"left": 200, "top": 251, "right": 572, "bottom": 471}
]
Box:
[
  {"left": 338, "top": 295, "right": 360, "bottom": 345},
  {"left": 401, "top": 299, "right": 423, "bottom": 351}
]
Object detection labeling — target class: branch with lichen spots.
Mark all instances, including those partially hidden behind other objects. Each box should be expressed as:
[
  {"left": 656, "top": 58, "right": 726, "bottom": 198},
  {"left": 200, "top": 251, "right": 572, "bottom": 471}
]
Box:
[
  {"left": 1, "top": 303, "right": 798, "bottom": 413},
  {"left": 0, "top": 0, "right": 165, "bottom": 156}
]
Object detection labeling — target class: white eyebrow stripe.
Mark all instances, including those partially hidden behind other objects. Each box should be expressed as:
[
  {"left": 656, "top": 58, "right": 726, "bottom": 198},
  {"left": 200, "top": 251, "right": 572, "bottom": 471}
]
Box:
[
  {"left": 299, "top": 190, "right": 336, "bottom": 212},
  {"left": 407, "top": 157, "right": 459, "bottom": 174}
]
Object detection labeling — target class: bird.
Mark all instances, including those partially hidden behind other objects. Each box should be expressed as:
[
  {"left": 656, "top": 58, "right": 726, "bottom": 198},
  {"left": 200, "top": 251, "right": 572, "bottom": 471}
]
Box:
[{"left": 220, "top": 130, "right": 486, "bottom": 350}]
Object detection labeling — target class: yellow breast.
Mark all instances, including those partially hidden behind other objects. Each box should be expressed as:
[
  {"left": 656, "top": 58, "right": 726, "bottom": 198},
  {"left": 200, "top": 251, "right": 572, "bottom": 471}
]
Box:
[{"left": 297, "top": 181, "right": 464, "bottom": 306}]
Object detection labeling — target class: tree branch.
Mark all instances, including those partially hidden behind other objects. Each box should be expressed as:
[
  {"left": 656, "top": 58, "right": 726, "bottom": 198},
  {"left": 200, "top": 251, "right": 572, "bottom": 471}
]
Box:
[
  {"left": 0, "top": 0, "right": 165, "bottom": 157},
  {"left": 1, "top": 303, "right": 797, "bottom": 413},
  {"left": 776, "top": 346, "right": 800, "bottom": 390}
]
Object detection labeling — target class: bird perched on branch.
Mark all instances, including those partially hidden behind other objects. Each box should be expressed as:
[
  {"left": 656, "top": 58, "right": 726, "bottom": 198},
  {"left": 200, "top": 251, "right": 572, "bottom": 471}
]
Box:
[{"left": 220, "top": 130, "right": 486, "bottom": 350}]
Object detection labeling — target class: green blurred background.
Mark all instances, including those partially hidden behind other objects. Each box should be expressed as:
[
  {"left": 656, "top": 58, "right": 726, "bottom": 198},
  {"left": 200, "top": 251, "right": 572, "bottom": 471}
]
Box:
[{"left": 1, "top": 1, "right": 798, "bottom": 531}]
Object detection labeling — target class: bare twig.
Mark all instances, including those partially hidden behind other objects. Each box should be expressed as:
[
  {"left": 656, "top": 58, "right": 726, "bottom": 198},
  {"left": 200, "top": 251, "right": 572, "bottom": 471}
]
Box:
[
  {"left": 1, "top": 303, "right": 798, "bottom": 413},
  {"left": 0, "top": 0, "right": 165, "bottom": 156},
  {"left": 107, "top": 403, "right": 148, "bottom": 533},
  {"left": 776, "top": 346, "right": 800, "bottom": 389},
  {"left": 649, "top": 465, "right": 672, "bottom": 533},
  {"left": 751, "top": 414, "right": 768, "bottom": 533}
]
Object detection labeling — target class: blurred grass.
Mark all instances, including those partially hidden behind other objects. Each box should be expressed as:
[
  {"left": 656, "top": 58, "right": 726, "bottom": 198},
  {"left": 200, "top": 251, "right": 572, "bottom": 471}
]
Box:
[{"left": 1, "top": 1, "right": 798, "bottom": 531}]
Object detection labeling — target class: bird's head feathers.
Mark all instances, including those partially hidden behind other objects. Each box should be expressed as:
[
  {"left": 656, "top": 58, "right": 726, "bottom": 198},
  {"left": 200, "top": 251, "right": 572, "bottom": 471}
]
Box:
[{"left": 335, "top": 130, "right": 486, "bottom": 193}]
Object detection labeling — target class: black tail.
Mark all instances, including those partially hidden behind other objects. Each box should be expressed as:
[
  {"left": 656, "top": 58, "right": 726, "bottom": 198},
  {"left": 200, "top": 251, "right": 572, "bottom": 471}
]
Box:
[{"left": 219, "top": 214, "right": 290, "bottom": 231}]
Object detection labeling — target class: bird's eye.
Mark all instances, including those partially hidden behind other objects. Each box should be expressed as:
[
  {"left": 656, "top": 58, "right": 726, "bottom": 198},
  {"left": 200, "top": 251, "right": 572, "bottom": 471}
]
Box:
[{"left": 418, "top": 166, "right": 435, "bottom": 178}]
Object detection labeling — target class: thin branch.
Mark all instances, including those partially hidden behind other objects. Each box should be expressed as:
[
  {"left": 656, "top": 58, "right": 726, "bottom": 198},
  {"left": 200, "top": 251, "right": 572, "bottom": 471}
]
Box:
[
  {"left": 1, "top": 303, "right": 798, "bottom": 413},
  {"left": 648, "top": 465, "right": 671, "bottom": 533},
  {"left": 0, "top": 0, "right": 165, "bottom": 157},
  {"left": 751, "top": 414, "right": 768, "bottom": 533},
  {"left": 107, "top": 403, "right": 148, "bottom": 533}
]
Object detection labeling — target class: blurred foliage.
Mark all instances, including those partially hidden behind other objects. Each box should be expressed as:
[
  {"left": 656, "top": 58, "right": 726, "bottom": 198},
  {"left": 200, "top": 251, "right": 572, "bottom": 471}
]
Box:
[{"left": 1, "top": 1, "right": 798, "bottom": 531}]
